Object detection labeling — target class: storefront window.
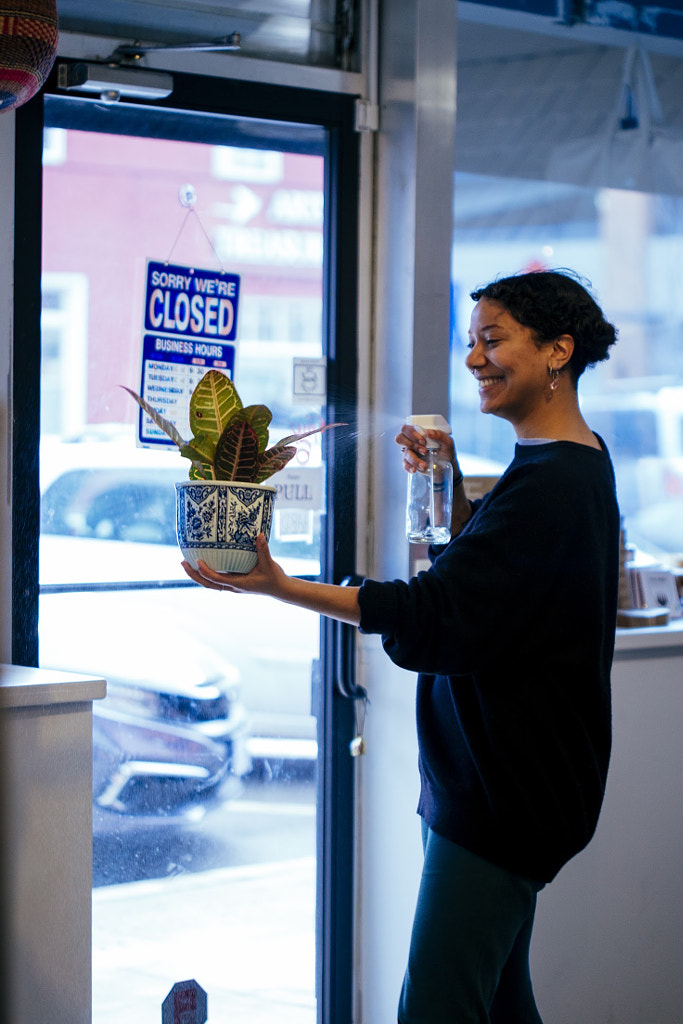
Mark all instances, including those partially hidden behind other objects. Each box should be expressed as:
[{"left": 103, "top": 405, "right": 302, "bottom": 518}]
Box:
[
  {"left": 39, "top": 103, "right": 327, "bottom": 1024},
  {"left": 451, "top": 174, "right": 683, "bottom": 564}
]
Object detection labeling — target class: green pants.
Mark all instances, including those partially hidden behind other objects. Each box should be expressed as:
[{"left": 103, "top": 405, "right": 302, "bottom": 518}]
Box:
[{"left": 398, "top": 823, "right": 545, "bottom": 1024}]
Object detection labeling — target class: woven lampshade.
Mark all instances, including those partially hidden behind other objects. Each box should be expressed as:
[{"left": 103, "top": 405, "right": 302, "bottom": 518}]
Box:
[{"left": 0, "top": 0, "right": 58, "bottom": 112}]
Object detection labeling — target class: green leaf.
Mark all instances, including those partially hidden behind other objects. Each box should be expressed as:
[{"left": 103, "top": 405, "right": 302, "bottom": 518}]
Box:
[
  {"left": 180, "top": 431, "right": 216, "bottom": 466},
  {"left": 239, "top": 404, "right": 272, "bottom": 454},
  {"left": 189, "top": 370, "right": 242, "bottom": 443},
  {"left": 255, "top": 445, "right": 297, "bottom": 483},
  {"left": 213, "top": 418, "right": 260, "bottom": 481},
  {"left": 121, "top": 373, "right": 345, "bottom": 488},
  {"left": 120, "top": 386, "right": 187, "bottom": 448}
]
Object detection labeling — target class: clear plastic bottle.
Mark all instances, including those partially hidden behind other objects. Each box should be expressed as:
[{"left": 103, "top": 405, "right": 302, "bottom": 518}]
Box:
[{"left": 405, "top": 414, "right": 453, "bottom": 544}]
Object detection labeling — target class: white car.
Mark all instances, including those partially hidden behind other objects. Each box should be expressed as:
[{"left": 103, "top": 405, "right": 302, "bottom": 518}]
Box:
[
  {"left": 40, "top": 578, "right": 251, "bottom": 832},
  {"left": 39, "top": 432, "right": 321, "bottom": 776}
]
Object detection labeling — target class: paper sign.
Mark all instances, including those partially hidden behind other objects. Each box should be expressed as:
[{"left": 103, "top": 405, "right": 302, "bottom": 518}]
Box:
[
  {"left": 292, "top": 357, "right": 326, "bottom": 402},
  {"left": 270, "top": 466, "right": 324, "bottom": 511},
  {"left": 137, "top": 260, "right": 240, "bottom": 447}
]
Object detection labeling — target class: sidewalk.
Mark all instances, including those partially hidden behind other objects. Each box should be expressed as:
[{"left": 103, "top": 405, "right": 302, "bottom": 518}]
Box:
[{"left": 92, "top": 857, "right": 316, "bottom": 1024}]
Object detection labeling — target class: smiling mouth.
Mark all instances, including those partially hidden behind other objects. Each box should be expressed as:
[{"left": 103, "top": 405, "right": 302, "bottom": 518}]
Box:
[{"left": 476, "top": 376, "right": 504, "bottom": 391}]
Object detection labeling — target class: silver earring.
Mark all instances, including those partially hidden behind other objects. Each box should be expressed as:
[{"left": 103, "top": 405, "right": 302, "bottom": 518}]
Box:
[{"left": 548, "top": 366, "right": 560, "bottom": 391}]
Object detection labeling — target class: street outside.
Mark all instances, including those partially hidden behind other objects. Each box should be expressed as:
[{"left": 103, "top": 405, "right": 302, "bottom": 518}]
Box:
[{"left": 92, "top": 773, "right": 317, "bottom": 1024}]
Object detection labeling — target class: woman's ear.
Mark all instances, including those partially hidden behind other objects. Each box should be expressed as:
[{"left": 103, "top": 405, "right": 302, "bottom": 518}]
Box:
[{"left": 552, "top": 334, "right": 574, "bottom": 371}]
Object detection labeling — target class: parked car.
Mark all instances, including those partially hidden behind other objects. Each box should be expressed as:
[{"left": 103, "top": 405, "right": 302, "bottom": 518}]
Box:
[
  {"left": 39, "top": 576, "right": 251, "bottom": 833},
  {"left": 39, "top": 433, "right": 321, "bottom": 791},
  {"left": 39, "top": 433, "right": 258, "bottom": 832}
]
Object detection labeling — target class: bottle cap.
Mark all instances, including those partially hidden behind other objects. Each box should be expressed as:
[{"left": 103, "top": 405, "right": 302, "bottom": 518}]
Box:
[{"left": 408, "top": 414, "right": 452, "bottom": 450}]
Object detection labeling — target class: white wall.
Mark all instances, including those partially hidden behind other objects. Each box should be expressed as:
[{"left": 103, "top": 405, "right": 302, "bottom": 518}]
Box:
[{"left": 354, "top": 2, "right": 457, "bottom": 1019}]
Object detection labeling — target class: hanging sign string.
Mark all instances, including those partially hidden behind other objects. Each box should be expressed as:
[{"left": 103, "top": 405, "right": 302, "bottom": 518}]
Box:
[{"left": 165, "top": 183, "right": 227, "bottom": 274}]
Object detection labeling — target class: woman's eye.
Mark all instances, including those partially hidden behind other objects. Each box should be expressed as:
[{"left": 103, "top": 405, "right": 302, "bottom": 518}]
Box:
[{"left": 467, "top": 336, "right": 500, "bottom": 349}]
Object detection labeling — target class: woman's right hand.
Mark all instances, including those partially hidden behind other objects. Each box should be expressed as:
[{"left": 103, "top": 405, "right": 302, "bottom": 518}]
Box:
[
  {"left": 395, "top": 424, "right": 456, "bottom": 475},
  {"left": 181, "top": 532, "right": 288, "bottom": 599},
  {"left": 181, "top": 531, "right": 362, "bottom": 625}
]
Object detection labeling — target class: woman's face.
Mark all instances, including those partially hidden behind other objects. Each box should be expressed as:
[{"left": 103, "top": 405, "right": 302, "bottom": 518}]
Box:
[{"left": 466, "top": 298, "right": 554, "bottom": 433}]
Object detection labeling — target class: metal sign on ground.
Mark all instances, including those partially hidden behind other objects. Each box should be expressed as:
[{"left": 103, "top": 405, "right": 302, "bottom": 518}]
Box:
[
  {"left": 161, "top": 979, "right": 208, "bottom": 1024},
  {"left": 138, "top": 259, "right": 240, "bottom": 448}
]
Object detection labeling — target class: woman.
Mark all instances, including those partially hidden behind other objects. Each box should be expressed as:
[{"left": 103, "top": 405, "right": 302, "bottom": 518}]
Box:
[{"left": 183, "top": 269, "right": 621, "bottom": 1023}]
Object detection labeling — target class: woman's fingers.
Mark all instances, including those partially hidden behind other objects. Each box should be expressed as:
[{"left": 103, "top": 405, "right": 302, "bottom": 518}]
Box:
[
  {"left": 395, "top": 425, "right": 456, "bottom": 467},
  {"left": 180, "top": 535, "right": 282, "bottom": 597},
  {"left": 396, "top": 424, "right": 428, "bottom": 473},
  {"left": 395, "top": 425, "right": 427, "bottom": 452},
  {"left": 181, "top": 560, "right": 236, "bottom": 591}
]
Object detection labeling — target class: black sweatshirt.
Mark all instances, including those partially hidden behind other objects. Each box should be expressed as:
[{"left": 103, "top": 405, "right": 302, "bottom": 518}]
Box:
[{"left": 358, "top": 439, "right": 620, "bottom": 882}]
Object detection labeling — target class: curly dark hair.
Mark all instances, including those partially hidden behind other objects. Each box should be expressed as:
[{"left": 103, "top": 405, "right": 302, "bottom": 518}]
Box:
[{"left": 470, "top": 270, "right": 617, "bottom": 383}]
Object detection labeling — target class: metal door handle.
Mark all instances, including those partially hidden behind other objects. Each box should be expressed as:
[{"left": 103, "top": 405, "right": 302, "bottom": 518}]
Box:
[{"left": 335, "top": 574, "right": 367, "bottom": 701}]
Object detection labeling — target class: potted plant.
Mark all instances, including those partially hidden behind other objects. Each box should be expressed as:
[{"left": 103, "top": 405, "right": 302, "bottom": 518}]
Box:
[{"left": 123, "top": 369, "right": 336, "bottom": 573}]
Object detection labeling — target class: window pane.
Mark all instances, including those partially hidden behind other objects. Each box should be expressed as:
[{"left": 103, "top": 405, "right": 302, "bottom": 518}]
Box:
[
  {"left": 39, "top": 107, "right": 326, "bottom": 1022},
  {"left": 451, "top": 172, "right": 683, "bottom": 565}
]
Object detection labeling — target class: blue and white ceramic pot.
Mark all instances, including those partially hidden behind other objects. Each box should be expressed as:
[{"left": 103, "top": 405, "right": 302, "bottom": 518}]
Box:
[{"left": 176, "top": 480, "right": 276, "bottom": 574}]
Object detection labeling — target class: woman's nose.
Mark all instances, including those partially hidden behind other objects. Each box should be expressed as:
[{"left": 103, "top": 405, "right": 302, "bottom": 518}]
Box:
[{"left": 465, "top": 341, "right": 485, "bottom": 369}]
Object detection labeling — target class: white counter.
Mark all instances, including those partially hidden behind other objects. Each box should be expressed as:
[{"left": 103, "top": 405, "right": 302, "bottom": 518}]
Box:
[
  {"left": 0, "top": 664, "right": 105, "bottom": 1024},
  {"left": 0, "top": 662, "right": 106, "bottom": 707},
  {"left": 615, "top": 615, "right": 683, "bottom": 655},
  {"left": 532, "top": 627, "right": 683, "bottom": 1022}
]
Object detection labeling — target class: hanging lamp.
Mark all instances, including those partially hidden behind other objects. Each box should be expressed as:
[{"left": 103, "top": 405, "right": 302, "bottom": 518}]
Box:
[{"left": 0, "top": 0, "right": 58, "bottom": 113}]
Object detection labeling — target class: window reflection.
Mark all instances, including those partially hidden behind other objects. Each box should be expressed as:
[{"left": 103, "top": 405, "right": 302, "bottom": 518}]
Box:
[{"left": 451, "top": 173, "right": 683, "bottom": 565}]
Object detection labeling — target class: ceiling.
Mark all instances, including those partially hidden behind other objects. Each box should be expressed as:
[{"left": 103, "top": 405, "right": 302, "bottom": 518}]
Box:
[
  {"left": 54, "top": 0, "right": 683, "bottom": 194},
  {"left": 54, "top": 0, "right": 683, "bottom": 68}
]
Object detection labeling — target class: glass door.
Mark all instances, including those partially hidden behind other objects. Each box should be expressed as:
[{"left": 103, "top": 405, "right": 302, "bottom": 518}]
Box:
[{"left": 23, "top": 69, "right": 358, "bottom": 1024}]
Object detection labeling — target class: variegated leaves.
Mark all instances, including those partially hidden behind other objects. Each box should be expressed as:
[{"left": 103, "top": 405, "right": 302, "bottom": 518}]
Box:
[{"left": 123, "top": 369, "right": 342, "bottom": 484}]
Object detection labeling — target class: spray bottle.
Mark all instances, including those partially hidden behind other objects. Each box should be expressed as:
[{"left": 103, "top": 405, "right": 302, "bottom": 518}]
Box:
[{"left": 405, "top": 414, "right": 453, "bottom": 544}]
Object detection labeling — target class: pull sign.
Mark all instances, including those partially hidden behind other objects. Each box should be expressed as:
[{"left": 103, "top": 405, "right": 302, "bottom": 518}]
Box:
[{"left": 161, "top": 979, "right": 208, "bottom": 1024}]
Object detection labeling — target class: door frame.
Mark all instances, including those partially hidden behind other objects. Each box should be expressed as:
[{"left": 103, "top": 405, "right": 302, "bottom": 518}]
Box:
[{"left": 13, "top": 62, "right": 359, "bottom": 1023}]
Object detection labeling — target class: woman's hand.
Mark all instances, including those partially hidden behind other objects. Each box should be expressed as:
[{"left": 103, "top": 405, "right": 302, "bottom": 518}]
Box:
[
  {"left": 395, "top": 423, "right": 472, "bottom": 537},
  {"left": 182, "top": 531, "right": 362, "bottom": 625},
  {"left": 181, "top": 532, "right": 288, "bottom": 599},
  {"left": 395, "top": 424, "right": 456, "bottom": 475}
]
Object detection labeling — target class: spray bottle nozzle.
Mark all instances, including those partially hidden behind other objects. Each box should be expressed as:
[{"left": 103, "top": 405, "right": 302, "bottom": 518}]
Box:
[{"left": 407, "top": 414, "right": 452, "bottom": 450}]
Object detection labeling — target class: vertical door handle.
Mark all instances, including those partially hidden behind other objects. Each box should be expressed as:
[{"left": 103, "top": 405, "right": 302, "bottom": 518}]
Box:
[{"left": 334, "top": 574, "right": 367, "bottom": 701}]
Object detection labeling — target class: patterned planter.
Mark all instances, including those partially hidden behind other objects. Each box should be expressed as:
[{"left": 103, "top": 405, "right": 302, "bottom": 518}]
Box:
[{"left": 176, "top": 480, "right": 276, "bottom": 574}]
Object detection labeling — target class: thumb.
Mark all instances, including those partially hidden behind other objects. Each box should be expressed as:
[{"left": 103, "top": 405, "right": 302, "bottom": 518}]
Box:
[
  {"left": 255, "top": 532, "right": 272, "bottom": 563},
  {"left": 254, "top": 532, "right": 282, "bottom": 583}
]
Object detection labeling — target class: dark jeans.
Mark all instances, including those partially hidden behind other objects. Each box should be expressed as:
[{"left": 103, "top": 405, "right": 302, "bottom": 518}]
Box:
[{"left": 398, "top": 822, "right": 545, "bottom": 1024}]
